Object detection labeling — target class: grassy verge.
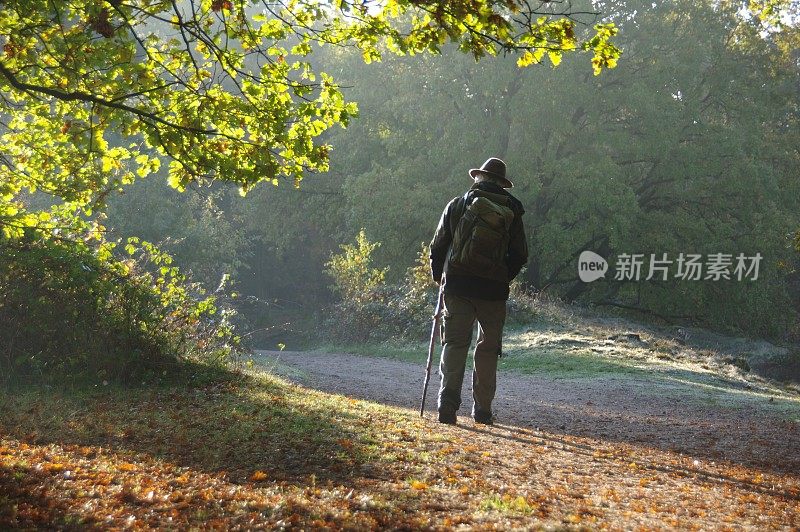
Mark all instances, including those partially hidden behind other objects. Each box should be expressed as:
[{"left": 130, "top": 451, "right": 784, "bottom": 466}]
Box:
[
  {"left": 313, "top": 341, "right": 644, "bottom": 378},
  {"left": 312, "top": 325, "right": 655, "bottom": 379}
]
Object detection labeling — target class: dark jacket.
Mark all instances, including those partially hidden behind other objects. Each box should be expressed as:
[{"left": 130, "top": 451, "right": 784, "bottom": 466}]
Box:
[{"left": 430, "top": 181, "right": 528, "bottom": 301}]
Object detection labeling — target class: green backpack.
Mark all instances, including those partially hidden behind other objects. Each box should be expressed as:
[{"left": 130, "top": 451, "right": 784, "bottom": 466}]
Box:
[{"left": 447, "top": 190, "right": 516, "bottom": 282}]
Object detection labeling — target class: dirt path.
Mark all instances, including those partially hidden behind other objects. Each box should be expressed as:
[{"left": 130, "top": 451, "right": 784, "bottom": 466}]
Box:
[{"left": 255, "top": 349, "right": 800, "bottom": 476}]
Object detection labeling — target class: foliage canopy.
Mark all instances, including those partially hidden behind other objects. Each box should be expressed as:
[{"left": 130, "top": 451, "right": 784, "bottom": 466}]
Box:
[{"left": 0, "top": 0, "right": 621, "bottom": 236}]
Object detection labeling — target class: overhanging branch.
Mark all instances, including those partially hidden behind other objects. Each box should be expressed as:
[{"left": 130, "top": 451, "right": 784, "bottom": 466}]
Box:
[{"left": 0, "top": 61, "right": 215, "bottom": 136}]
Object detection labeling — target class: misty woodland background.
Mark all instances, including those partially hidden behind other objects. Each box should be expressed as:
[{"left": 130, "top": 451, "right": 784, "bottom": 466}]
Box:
[{"left": 2, "top": 0, "right": 800, "bottom": 528}]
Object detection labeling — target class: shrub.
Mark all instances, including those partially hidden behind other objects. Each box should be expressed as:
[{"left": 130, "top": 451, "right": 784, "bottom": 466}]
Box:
[
  {"left": 0, "top": 224, "right": 243, "bottom": 385},
  {"left": 392, "top": 243, "right": 439, "bottom": 336},
  {"left": 323, "top": 229, "right": 390, "bottom": 342},
  {"left": 324, "top": 229, "right": 388, "bottom": 305},
  {"left": 323, "top": 235, "right": 438, "bottom": 342}
]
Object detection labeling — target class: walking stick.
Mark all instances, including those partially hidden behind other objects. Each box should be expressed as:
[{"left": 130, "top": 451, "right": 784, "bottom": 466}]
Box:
[{"left": 420, "top": 285, "right": 445, "bottom": 417}]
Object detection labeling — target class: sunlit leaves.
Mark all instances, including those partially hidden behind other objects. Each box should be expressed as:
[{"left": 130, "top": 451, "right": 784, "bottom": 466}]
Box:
[
  {"left": 517, "top": 48, "right": 546, "bottom": 67},
  {"left": 747, "top": 0, "right": 800, "bottom": 29},
  {"left": 0, "top": 0, "right": 351, "bottom": 232},
  {"left": 583, "top": 23, "right": 620, "bottom": 75},
  {"left": 410, "top": 480, "right": 429, "bottom": 490},
  {"left": 250, "top": 470, "right": 269, "bottom": 481}
]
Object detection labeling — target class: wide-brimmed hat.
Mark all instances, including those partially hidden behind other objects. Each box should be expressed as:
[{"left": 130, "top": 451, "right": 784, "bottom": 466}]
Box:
[{"left": 469, "top": 157, "right": 513, "bottom": 188}]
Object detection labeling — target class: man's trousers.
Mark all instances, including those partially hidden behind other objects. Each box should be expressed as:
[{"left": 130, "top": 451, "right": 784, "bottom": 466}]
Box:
[{"left": 437, "top": 292, "right": 506, "bottom": 415}]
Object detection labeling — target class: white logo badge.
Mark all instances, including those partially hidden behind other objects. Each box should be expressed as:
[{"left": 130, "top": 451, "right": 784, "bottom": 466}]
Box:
[{"left": 578, "top": 251, "right": 608, "bottom": 283}]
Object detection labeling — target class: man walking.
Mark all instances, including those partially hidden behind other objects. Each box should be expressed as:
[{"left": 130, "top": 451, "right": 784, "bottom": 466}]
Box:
[{"left": 429, "top": 157, "right": 528, "bottom": 425}]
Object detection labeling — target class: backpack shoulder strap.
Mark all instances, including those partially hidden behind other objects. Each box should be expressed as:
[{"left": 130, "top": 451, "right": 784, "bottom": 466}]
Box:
[{"left": 447, "top": 192, "right": 471, "bottom": 235}]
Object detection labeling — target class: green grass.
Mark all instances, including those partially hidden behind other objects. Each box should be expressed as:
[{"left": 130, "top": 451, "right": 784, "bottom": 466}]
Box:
[
  {"left": 499, "top": 347, "right": 643, "bottom": 378},
  {"left": 311, "top": 341, "right": 428, "bottom": 364},
  {"left": 478, "top": 493, "right": 536, "bottom": 515},
  {"left": 313, "top": 326, "right": 647, "bottom": 381}
]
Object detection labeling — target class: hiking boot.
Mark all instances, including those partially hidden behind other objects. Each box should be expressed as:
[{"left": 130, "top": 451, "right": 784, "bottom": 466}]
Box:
[
  {"left": 438, "top": 408, "right": 457, "bottom": 425},
  {"left": 473, "top": 410, "right": 493, "bottom": 425}
]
